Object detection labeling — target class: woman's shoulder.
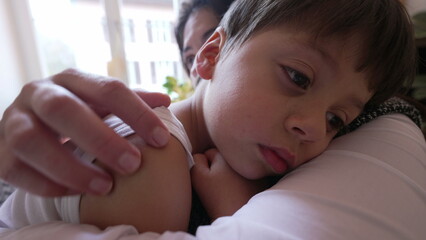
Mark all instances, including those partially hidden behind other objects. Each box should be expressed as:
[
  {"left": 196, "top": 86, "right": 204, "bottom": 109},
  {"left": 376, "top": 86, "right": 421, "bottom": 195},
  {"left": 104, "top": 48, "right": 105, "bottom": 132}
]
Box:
[{"left": 247, "top": 114, "right": 426, "bottom": 239}]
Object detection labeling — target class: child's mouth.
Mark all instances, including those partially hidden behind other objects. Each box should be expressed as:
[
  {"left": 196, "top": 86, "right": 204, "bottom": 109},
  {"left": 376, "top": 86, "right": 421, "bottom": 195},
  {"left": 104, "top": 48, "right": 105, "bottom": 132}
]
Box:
[{"left": 259, "top": 145, "right": 295, "bottom": 174}]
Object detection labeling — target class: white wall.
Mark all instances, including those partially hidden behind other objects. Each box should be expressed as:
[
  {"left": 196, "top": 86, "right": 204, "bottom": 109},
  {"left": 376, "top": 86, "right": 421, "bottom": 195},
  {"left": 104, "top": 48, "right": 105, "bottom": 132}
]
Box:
[{"left": 0, "top": 1, "right": 25, "bottom": 117}]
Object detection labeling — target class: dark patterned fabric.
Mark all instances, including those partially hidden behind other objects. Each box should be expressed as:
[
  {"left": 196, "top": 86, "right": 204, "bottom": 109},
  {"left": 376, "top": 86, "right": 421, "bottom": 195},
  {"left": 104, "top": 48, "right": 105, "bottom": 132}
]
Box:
[
  {"left": 0, "top": 181, "right": 15, "bottom": 206},
  {"left": 188, "top": 190, "right": 211, "bottom": 234},
  {"left": 336, "top": 97, "right": 423, "bottom": 137}
]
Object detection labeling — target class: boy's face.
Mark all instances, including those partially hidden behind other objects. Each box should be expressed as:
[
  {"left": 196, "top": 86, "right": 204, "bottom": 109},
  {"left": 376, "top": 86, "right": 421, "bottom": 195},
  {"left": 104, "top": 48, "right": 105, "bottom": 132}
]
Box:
[{"left": 197, "top": 27, "right": 373, "bottom": 179}]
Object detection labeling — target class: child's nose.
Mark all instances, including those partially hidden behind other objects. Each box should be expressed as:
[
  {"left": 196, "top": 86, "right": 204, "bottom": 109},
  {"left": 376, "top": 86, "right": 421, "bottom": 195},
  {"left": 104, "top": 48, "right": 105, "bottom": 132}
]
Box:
[{"left": 285, "top": 113, "right": 326, "bottom": 143}]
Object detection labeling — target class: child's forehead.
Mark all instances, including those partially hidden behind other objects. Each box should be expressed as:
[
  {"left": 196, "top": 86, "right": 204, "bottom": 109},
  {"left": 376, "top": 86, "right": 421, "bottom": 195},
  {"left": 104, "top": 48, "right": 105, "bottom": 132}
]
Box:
[{"left": 248, "top": 24, "right": 364, "bottom": 59}]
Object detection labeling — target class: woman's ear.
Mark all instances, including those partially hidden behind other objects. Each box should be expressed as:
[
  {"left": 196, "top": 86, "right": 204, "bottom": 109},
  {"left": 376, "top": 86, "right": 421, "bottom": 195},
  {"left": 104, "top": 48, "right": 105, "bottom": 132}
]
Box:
[{"left": 192, "top": 27, "right": 226, "bottom": 80}]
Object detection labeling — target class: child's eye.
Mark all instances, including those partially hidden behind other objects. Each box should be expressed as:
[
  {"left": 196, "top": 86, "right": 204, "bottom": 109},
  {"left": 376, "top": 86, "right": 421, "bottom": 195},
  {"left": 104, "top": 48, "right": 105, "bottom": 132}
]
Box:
[
  {"left": 326, "top": 112, "right": 344, "bottom": 132},
  {"left": 284, "top": 67, "right": 311, "bottom": 90}
]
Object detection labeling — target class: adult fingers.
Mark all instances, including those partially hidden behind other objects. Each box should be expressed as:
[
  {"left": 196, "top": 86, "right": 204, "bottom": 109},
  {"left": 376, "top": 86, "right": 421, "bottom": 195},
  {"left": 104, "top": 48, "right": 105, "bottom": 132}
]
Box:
[
  {"left": 28, "top": 69, "right": 170, "bottom": 176},
  {"left": 27, "top": 81, "right": 142, "bottom": 176},
  {"left": 0, "top": 69, "right": 171, "bottom": 196},
  {"left": 0, "top": 70, "right": 165, "bottom": 195},
  {"left": 81, "top": 90, "right": 171, "bottom": 122},
  {"left": 133, "top": 89, "right": 171, "bottom": 109},
  {"left": 0, "top": 118, "right": 72, "bottom": 197},
  {"left": 51, "top": 69, "right": 171, "bottom": 148},
  {"left": 1, "top": 160, "right": 77, "bottom": 197},
  {"left": 2, "top": 107, "right": 113, "bottom": 195}
]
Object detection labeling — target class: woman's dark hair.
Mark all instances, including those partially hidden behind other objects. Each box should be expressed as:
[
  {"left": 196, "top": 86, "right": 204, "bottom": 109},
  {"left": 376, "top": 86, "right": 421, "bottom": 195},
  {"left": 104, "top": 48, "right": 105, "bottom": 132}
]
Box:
[{"left": 175, "top": 0, "right": 235, "bottom": 74}]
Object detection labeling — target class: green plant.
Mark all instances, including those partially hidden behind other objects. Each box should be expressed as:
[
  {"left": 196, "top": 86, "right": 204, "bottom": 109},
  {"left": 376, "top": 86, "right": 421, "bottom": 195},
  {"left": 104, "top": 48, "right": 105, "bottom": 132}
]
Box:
[{"left": 163, "top": 76, "right": 194, "bottom": 102}]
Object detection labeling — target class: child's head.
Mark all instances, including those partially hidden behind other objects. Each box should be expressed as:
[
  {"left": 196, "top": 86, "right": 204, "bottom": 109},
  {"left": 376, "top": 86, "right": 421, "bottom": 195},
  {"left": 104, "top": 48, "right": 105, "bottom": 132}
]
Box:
[
  {"left": 191, "top": 0, "right": 416, "bottom": 180},
  {"left": 220, "top": 0, "right": 416, "bottom": 105}
]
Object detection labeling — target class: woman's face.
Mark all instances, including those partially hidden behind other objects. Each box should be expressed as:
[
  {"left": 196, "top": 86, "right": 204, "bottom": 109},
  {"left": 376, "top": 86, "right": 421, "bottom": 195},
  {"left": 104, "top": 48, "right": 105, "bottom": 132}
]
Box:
[{"left": 182, "top": 7, "right": 219, "bottom": 86}]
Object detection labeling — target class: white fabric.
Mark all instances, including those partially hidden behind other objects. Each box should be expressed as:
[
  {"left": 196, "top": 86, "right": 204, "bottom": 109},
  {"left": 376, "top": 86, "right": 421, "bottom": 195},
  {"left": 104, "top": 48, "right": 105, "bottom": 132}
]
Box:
[
  {"left": 0, "top": 107, "right": 193, "bottom": 229},
  {"left": 0, "top": 114, "right": 425, "bottom": 239},
  {"left": 73, "top": 108, "right": 194, "bottom": 168}
]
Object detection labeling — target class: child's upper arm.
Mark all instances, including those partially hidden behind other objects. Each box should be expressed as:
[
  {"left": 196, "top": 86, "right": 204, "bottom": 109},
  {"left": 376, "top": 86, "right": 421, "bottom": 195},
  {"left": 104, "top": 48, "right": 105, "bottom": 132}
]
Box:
[{"left": 79, "top": 134, "right": 192, "bottom": 233}]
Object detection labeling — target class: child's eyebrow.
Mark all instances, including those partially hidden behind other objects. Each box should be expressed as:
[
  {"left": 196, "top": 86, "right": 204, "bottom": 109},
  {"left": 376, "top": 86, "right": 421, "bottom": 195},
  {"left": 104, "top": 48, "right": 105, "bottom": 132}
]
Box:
[
  {"left": 286, "top": 38, "right": 339, "bottom": 71},
  {"left": 304, "top": 42, "right": 337, "bottom": 67}
]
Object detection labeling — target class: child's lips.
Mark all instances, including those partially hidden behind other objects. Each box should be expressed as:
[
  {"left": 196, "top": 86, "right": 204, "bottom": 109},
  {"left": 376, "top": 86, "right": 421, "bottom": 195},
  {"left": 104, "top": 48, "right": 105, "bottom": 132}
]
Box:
[{"left": 259, "top": 145, "right": 295, "bottom": 174}]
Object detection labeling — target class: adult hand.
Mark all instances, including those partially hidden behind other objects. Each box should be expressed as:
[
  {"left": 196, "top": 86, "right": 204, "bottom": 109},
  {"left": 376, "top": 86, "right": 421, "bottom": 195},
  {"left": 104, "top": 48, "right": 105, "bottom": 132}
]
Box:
[{"left": 0, "top": 69, "right": 171, "bottom": 197}]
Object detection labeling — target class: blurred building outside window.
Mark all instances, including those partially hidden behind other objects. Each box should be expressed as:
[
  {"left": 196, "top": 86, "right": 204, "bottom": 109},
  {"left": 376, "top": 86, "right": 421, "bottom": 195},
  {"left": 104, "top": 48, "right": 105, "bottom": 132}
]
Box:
[{"left": 26, "top": 0, "right": 185, "bottom": 94}]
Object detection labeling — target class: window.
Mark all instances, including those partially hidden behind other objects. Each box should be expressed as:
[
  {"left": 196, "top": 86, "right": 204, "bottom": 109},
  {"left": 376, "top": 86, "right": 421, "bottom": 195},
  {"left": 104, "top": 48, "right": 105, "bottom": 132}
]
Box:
[
  {"left": 124, "top": 18, "right": 136, "bottom": 43},
  {"left": 24, "top": 0, "right": 185, "bottom": 93},
  {"left": 146, "top": 19, "right": 174, "bottom": 43}
]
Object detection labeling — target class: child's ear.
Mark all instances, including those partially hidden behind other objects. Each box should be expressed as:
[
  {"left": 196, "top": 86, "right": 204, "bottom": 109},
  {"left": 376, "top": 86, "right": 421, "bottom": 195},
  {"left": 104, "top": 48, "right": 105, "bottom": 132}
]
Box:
[{"left": 192, "top": 27, "right": 226, "bottom": 80}]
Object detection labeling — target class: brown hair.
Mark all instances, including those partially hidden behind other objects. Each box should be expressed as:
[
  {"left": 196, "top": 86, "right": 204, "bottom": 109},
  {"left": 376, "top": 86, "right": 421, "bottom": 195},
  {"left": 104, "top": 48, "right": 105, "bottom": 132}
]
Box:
[{"left": 220, "top": 0, "right": 416, "bottom": 105}]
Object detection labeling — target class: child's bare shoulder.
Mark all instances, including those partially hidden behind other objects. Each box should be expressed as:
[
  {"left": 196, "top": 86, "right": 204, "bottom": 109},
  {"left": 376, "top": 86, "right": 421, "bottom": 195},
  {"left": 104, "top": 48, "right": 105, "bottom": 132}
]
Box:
[{"left": 80, "top": 134, "right": 192, "bottom": 233}]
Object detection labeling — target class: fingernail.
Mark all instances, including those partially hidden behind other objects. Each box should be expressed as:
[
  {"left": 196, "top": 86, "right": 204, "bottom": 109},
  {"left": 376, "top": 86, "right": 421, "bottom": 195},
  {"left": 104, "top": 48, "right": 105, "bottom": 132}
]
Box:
[
  {"left": 89, "top": 178, "right": 112, "bottom": 195},
  {"left": 119, "top": 152, "right": 141, "bottom": 173},
  {"left": 152, "top": 127, "right": 169, "bottom": 147}
]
